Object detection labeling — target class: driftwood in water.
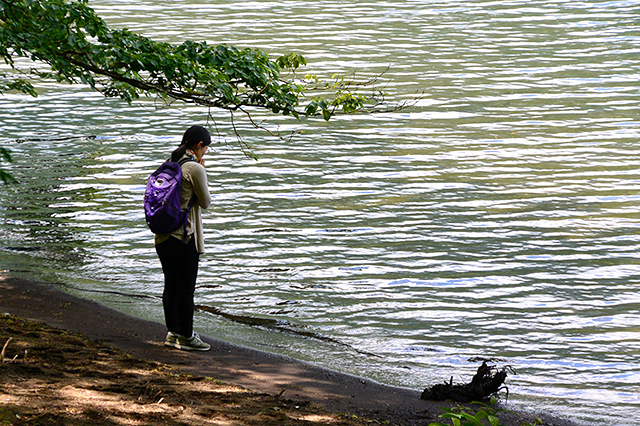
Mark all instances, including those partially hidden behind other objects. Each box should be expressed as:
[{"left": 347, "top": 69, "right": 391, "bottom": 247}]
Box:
[{"left": 421, "top": 362, "right": 513, "bottom": 402}]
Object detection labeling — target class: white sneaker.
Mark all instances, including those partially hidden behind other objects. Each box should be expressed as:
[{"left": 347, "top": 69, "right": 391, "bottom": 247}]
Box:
[
  {"left": 174, "top": 332, "right": 211, "bottom": 351},
  {"left": 164, "top": 331, "right": 179, "bottom": 347}
]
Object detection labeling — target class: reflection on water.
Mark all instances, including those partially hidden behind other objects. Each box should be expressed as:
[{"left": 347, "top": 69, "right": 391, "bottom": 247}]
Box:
[{"left": 1, "top": 0, "right": 640, "bottom": 424}]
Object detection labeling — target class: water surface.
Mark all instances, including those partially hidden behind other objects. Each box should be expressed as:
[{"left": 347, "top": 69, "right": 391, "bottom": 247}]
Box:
[{"left": 1, "top": 1, "right": 640, "bottom": 424}]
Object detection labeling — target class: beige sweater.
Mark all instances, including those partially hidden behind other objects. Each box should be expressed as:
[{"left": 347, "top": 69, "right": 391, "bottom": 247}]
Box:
[{"left": 154, "top": 154, "right": 211, "bottom": 254}]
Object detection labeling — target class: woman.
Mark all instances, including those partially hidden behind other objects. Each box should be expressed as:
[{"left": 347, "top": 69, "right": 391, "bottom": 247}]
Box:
[{"left": 155, "top": 125, "right": 212, "bottom": 351}]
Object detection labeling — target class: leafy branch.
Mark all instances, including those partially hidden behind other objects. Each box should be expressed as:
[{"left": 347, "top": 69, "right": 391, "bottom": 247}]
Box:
[
  {"left": 0, "top": 0, "right": 411, "bottom": 139},
  {"left": 0, "top": 0, "right": 417, "bottom": 181}
]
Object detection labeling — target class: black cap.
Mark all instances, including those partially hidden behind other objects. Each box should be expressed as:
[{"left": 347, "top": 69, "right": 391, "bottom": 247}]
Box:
[{"left": 182, "top": 125, "right": 211, "bottom": 146}]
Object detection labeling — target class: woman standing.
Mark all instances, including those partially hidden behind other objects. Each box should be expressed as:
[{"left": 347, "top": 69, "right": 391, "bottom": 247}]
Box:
[{"left": 155, "top": 125, "right": 212, "bottom": 351}]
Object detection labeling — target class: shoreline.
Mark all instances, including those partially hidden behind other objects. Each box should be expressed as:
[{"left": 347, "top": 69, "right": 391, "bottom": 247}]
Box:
[{"left": 0, "top": 273, "right": 579, "bottom": 425}]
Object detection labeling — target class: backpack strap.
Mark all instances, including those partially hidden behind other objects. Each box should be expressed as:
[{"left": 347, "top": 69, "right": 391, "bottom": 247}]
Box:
[{"left": 178, "top": 157, "right": 197, "bottom": 166}]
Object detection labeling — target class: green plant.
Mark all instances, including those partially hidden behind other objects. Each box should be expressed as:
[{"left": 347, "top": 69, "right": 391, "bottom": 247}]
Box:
[{"left": 429, "top": 401, "right": 520, "bottom": 426}]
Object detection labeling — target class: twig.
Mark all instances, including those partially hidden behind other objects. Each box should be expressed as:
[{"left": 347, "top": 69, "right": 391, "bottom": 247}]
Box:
[{"left": 1, "top": 337, "right": 12, "bottom": 362}]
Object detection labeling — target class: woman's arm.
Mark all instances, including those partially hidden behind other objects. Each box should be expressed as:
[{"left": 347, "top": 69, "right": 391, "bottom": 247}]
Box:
[{"left": 190, "top": 164, "right": 211, "bottom": 209}]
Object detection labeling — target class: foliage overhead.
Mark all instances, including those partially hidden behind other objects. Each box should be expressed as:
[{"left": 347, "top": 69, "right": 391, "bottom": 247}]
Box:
[{"left": 0, "top": 0, "right": 401, "bottom": 146}]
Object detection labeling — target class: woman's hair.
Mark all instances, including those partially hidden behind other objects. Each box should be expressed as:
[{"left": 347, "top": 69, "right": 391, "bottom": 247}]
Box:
[{"left": 171, "top": 125, "right": 212, "bottom": 161}]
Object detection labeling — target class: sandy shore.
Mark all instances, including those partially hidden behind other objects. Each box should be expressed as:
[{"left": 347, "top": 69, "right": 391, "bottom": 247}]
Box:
[{"left": 0, "top": 273, "right": 579, "bottom": 425}]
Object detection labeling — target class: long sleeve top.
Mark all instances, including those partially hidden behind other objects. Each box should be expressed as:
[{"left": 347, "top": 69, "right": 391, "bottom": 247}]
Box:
[{"left": 154, "top": 153, "right": 211, "bottom": 254}]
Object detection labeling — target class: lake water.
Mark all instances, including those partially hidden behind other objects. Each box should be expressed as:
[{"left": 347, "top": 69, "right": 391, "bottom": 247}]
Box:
[{"left": 1, "top": 0, "right": 640, "bottom": 424}]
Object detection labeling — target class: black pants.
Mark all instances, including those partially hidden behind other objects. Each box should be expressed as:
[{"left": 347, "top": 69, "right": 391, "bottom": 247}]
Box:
[{"left": 155, "top": 236, "right": 199, "bottom": 338}]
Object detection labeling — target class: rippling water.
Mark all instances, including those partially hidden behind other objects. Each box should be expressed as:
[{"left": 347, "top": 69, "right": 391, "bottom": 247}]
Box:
[{"left": 1, "top": 0, "right": 640, "bottom": 424}]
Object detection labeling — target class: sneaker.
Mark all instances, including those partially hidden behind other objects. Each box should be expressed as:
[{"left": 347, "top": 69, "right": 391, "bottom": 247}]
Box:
[
  {"left": 164, "top": 331, "right": 179, "bottom": 347},
  {"left": 174, "top": 332, "right": 211, "bottom": 351}
]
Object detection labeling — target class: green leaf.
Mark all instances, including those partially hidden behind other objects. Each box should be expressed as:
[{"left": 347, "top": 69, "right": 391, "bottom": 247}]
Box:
[
  {"left": 0, "top": 149, "right": 16, "bottom": 183},
  {"left": 459, "top": 412, "right": 484, "bottom": 426},
  {"left": 305, "top": 101, "right": 319, "bottom": 116},
  {"left": 474, "top": 409, "right": 489, "bottom": 420},
  {"left": 0, "top": 148, "right": 12, "bottom": 162},
  {"left": 0, "top": 169, "right": 16, "bottom": 184}
]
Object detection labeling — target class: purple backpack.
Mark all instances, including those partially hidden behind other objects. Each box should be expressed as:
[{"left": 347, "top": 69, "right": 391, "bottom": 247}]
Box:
[{"left": 144, "top": 158, "right": 195, "bottom": 236}]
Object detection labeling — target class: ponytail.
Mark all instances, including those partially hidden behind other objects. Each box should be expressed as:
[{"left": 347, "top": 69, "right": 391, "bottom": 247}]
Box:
[
  {"left": 171, "top": 125, "right": 212, "bottom": 162},
  {"left": 170, "top": 144, "right": 189, "bottom": 162}
]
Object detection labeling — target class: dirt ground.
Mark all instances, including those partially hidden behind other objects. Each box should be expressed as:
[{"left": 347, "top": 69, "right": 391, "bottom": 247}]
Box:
[{"left": 0, "top": 314, "right": 379, "bottom": 426}]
